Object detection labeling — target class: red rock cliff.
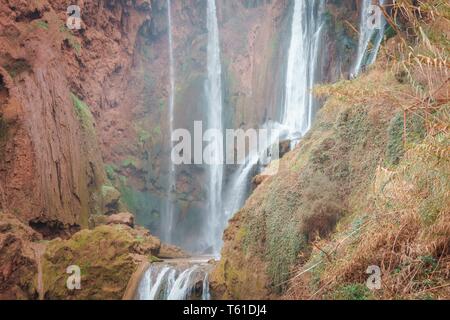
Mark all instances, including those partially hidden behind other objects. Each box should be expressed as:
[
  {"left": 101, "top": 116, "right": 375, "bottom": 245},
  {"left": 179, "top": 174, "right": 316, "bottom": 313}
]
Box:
[{"left": 0, "top": 0, "right": 152, "bottom": 237}]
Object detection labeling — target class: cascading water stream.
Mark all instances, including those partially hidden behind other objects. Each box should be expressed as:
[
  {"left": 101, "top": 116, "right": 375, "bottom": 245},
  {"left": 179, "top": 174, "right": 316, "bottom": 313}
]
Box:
[
  {"left": 162, "top": 0, "right": 176, "bottom": 244},
  {"left": 283, "top": 0, "right": 325, "bottom": 139},
  {"left": 222, "top": 122, "right": 289, "bottom": 222},
  {"left": 221, "top": 1, "right": 326, "bottom": 248},
  {"left": 367, "top": 0, "right": 387, "bottom": 65},
  {"left": 353, "top": 0, "right": 386, "bottom": 76},
  {"left": 136, "top": 261, "right": 211, "bottom": 300},
  {"left": 204, "top": 0, "right": 224, "bottom": 255}
]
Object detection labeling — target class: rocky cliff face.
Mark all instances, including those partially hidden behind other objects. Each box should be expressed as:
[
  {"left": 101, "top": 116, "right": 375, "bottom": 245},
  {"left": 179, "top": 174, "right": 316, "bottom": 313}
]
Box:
[
  {"left": 0, "top": 0, "right": 152, "bottom": 236},
  {"left": 0, "top": 0, "right": 361, "bottom": 242},
  {"left": 0, "top": 212, "right": 42, "bottom": 299}
]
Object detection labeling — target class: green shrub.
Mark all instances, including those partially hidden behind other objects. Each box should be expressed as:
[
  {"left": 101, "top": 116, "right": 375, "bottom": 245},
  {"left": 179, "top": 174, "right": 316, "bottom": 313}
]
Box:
[
  {"left": 153, "top": 126, "right": 161, "bottom": 136},
  {"left": 386, "top": 112, "right": 426, "bottom": 165},
  {"left": 3, "top": 59, "right": 31, "bottom": 78},
  {"left": 138, "top": 129, "right": 151, "bottom": 144}
]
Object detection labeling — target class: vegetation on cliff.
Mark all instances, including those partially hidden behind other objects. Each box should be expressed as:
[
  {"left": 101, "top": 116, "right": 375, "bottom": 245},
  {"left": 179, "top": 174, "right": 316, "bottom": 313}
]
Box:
[
  {"left": 285, "top": 1, "right": 450, "bottom": 299},
  {"left": 213, "top": 0, "right": 449, "bottom": 300}
]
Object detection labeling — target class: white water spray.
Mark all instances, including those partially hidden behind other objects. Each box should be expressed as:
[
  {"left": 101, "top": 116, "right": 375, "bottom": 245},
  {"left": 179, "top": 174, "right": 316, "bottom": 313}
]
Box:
[
  {"left": 221, "top": 1, "right": 326, "bottom": 245},
  {"left": 367, "top": 0, "right": 386, "bottom": 66},
  {"left": 222, "top": 122, "right": 289, "bottom": 223}
]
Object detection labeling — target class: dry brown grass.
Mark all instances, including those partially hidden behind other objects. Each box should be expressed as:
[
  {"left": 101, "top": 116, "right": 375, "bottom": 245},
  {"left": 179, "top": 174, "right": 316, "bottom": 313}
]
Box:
[
  {"left": 285, "top": 0, "right": 449, "bottom": 300},
  {"left": 286, "top": 126, "right": 449, "bottom": 300}
]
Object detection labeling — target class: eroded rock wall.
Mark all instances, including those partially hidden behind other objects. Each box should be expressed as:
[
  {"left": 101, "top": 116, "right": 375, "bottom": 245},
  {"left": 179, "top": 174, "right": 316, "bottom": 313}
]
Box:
[{"left": 0, "top": 0, "right": 152, "bottom": 236}]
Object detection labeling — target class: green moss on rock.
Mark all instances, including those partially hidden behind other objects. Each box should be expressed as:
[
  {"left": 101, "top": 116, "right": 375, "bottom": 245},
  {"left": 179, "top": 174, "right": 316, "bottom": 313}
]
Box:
[
  {"left": 41, "top": 225, "right": 158, "bottom": 300},
  {"left": 71, "top": 93, "right": 95, "bottom": 137}
]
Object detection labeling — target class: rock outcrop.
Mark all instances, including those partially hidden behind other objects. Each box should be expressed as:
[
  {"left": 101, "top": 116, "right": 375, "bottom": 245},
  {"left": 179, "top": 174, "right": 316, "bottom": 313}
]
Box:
[
  {"left": 41, "top": 223, "right": 160, "bottom": 300},
  {"left": 0, "top": 210, "right": 174, "bottom": 300}
]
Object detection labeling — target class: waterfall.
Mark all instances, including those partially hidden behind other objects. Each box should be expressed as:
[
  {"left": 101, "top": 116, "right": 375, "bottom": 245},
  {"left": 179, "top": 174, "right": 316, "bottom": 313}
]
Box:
[
  {"left": 202, "top": 273, "right": 211, "bottom": 300},
  {"left": 139, "top": 0, "right": 328, "bottom": 300},
  {"left": 222, "top": 122, "right": 288, "bottom": 222},
  {"left": 353, "top": 0, "right": 386, "bottom": 76},
  {"left": 221, "top": 1, "right": 326, "bottom": 243},
  {"left": 136, "top": 261, "right": 212, "bottom": 300},
  {"left": 162, "top": 0, "right": 176, "bottom": 243},
  {"left": 282, "top": 0, "right": 325, "bottom": 140},
  {"left": 167, "top": 267, "right": 199, "bottom": 300},
  {"left": 204, "top": 0, "right": 224, "bottom": 255}
]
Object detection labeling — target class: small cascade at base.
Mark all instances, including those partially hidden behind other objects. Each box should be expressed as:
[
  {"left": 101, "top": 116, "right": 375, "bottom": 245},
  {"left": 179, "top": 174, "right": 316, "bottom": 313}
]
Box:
[{"left": 136, "top": 258, "right": 212, "bottom": 300}]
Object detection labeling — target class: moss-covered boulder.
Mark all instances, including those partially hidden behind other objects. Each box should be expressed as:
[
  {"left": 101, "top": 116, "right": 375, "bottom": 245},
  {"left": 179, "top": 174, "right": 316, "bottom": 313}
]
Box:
[{"left": 41, "top": 224, "right": 159, "bottom": 300}]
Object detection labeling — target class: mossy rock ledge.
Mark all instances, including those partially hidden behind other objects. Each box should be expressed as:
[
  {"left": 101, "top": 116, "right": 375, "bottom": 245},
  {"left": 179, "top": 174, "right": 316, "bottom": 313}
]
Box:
[{"left": 41, "top": 224, "right": 161, "bottom": 300}]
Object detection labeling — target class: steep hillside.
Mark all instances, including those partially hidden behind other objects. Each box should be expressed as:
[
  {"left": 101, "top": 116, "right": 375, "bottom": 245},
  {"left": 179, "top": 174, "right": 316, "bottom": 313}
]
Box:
[{"left": 212, "top": 1, "right": 449, "bottom": 299}]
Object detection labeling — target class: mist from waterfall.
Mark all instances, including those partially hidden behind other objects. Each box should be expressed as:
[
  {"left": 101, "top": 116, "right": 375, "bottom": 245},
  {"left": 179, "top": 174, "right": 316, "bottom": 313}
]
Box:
[
  {"left": 353, "top": 0, "right": 386, "bottom": 76},
  {"left": 162, "top": 0, "right": 176, "bottom": 244},
  {"left": 204, "top": 0, "right": 224, "bottom": 255}
]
